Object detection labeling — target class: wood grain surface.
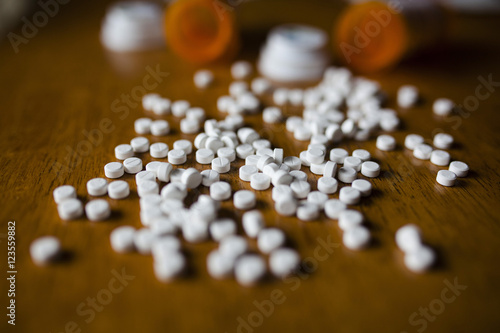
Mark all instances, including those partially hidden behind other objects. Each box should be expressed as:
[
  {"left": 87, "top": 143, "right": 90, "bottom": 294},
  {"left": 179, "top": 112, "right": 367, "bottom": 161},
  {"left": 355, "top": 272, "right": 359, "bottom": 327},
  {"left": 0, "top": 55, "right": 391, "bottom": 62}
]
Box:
[{"left": 1, "top": 1, "right": 500, "bottom": 333}]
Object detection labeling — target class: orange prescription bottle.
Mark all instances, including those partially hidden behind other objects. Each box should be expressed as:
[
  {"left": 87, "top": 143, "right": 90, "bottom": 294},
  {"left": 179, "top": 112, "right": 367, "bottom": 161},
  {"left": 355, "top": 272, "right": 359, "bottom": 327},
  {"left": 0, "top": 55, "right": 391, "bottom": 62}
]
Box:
[{"left": 334, "top": 0, "right": 449, "bottom": 73}]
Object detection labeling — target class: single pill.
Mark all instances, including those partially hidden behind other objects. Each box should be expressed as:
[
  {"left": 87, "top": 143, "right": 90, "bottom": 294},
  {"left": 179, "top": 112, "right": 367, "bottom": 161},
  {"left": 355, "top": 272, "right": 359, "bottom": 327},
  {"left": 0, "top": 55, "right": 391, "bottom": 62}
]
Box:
[
  {"left": 338, "top": 167, "right": 357, "bottom": 183},
  {"left": 157, "top": 162, "right": 173, "bottom": 182},
  {"left": 396, "top": 224, "right": 422, "bottom": 253},
  {"left": 181, "top": 168, "right": 202, "bottom": 189},
  {"left": 212, "top": 157, "right": 231, "bottom": 173},
  {"left": 272, "top": 185, "right": 294, "bottom": 202},
  {"left": 251, "top": 173, "right": 271, "bottom": 190},
  {"left": 87, "top": 178, "right": 108, "bottom": 196},
  {"left": 300, "top": 151, "right": 311, "bottom": 167},
  {"left": 404, "top": 134, "right": 424, "bottom": 150},
  {"left": 180, "top": 118, "right": 200, "bottom": 134},
  {"left": 136, "top": 171, "right": 156, "bottom": 185},
  {"left": 433, "top": 98, "right": 454, "bottom": 116},
  {"left": 245, "top": 155, "right": 260, "bottom": 166},
  {"left": 30, "top": 236, "right": 61, "bottom": 265},
  {"left": 430, "top": 150, "right": 451, "bottom": 166},
  {"left": 237, "top": 127, "right": 259, "bottom": 144},
  {"left": 433, "top": 133, "right": 454, "bottom": 149},
  {"left": 318, "top": 176, "right": 338, "bottom": 194},
  {"left": 154, "top": 252, "right": 186, "bottom": 282},
  {"left": 142, "top": 93, "right": 161, "bottom": 111},
  {"left": 269, "top": 248, "right": 300, "bottom": 278},
  {"left": 108, "top": 180, "right": 130, "bottom": 199},
  {"left": 307, "top": 191, "right": 329, "bottom": 209},
  {"left": 53, "top": 185, "right": 77, "bottom": 204},
  {"left": 251, "top": 77, "right": 271, "bottom": 95},
  {"left": 150, "top": 142, "right": 169, "bottom": 158},
  {"left": 352, "top": 179, "right": 372, "bottom": 196},
  {"left": 323, "top": 161, "right": 338, "bottom": 178},
  {"left": 201, "top": 169, "right": 220, "bottom": 186},
  {"left": 376, "top": 135, "right": 396, "bottom": 151},
  {"left": 404, "top": 246, "right": 436, "bottom": 273},
  {"left": 152, "top": 236, "right": 182, "bottom": 257},
  {"left": 262, "top": 163, "right": 279, "bottom": 177},
  {"left": 307, "top": 148, "right": 325, "bottom": 164},
  {"left": 115, "top": 144, "right": 134, "bottom": 160},
  {"left": 239, "top": 165, "right": 258, "bottom": 181},
  {"left": 290, "top": 170, "right": 308, "bottom": 182},
  {"left": 242, "top": 210, "right": 265, "bottom": 238},
  {"left": 134, "top": 117, "right": 152, "bottom": 134},
  {"left": 159, "top": 199, "right": 184, "bottom": 217},
  {"left": 110, "top": 226, "right": 136, "bottom": 253},
  {"left": 279, "top": 163, "right": 291, "bottom": 172},
  {"left": 217, "top": 147, "right": 236, "bottom": 162},
  {"left": 85, "top": 199, "right": 111, "bottom": 221},
  {"left": 194, "top": 133, "right": 209, "bottom": 149},
  {"left": 123, "top": 157, "right": 143, "bottom": 174},
  {"left": 413, "top": 144, "right": 433, "bottom": 160},
  {"left": 258, "top": 228, "right": 286, "bottom": 255},
  {"left": 140, "top": 194, "right": 162, "bottom": 211},
  {"left": 196, "top": 148, "right": 215, "bottom": 164},
  {"left": 338, "top": 209, "right": 364, "bottom": 231},
  {"left": 194, "top": 69, "right": 214, "bottom": 88},
  {"left": 168, "top": 149, "right": 187, "bottom": 165},
  {"left": 449, "top": 161, "right": 469, "bottom": 177},
  {"left": 130, "top": 136, "right": 149, "bottom": 153},
  {"left": 206, "top": 250, "right": 234, "bottom": 279},
  {"left": 231, "top": 60, "right": 253, "bottom": 79},
  {"left": 297, "top": 202, "right": 320, "bottom": 221},
  {"left": 104, "top": 162, "right": 124, "bottom": 179},
  {"left": 182, "top": 218, "right": 209, "bottom": 243},
  {"left": 286, "top": 116, "right": 302, "bottom": 132},
  {"left": 284, "top": 156, "right": 301, "bottom": 171},
  {"left": 310, "top": 162, "right": 326, "bottom": 175},
  {"left": 324, "top": 199, "right": 347, "bottom": 219},
  {"left": 339, "top": 186, "right": 361, "bottom": 205},
  {"left": 253, "top": 139, "right": 272, "bottom": 150},
  {"left": 397, "top": 85, "right": 419, "bottom": 108},
  {"left": 273, "top": 88, "right": 288, "bottom": 106},
  {"left": 352, "top": 149, "right": 371, "bottom": 162},
  {"left": 161, "top": 183, "right": 187, "bottom": 201},
  {"left": 170, "top": 168, "right": 185, "bottom": 183},
  {"left": 330, "top": 148, "right": 349, "bottom": 164},
  {"left": 151, "top": 98, "right": 171, "bottom": 115},
  {"left": 344, "top": 156, "right": 362, "bottom": 172},
  {"left": 256, "top": 148, "right": 273, "bottom": 158},
  {"left": 137, "top": 180, "right": 159, "bottom": 197},
  {"left": 310, "top": 134, "right": 329, "bottom": 145},
  {"left": 257, "top": 155, "right": 275, "bottom": 171},
  {"left": 263, "top": 106, "right": 282, "bottom": 124},
  {"left": 140, "top": 207, "right": 164, "bottom": 227},
  {"left": 236, "top": 144, "right": 255, "bottom": 159},
  {"left": 150, "top": 120, "right": 170, "bottom": 136},
  {"left": 146, "top": 161, "right": 162, "bottom": 175},
  {"left": 210, "top": 181, "right": 232, "bottom": 201},
  {"left": 275, "top": 197, "right": 298, "bottom": 216},
  {"left": 210, "top": 218, "right": 237, "bottom": 242},
  {"left": 290, "top": 180, "right": 311, "bottom": 199},
  {"left": 294, "top": 126, "right": 312, "bottom": 141},
  {"left": 234, "top": 254, "right": 266, "bottom": 287},
  {"left": 436, "top": 170, "right": 457, "bottom": 186},
  {"left": 171, "top": 100, "right": 190, "bottom": 117},
  {"left": 234, "top": 190, "right": 257, "bottom": 210},
  {"left": 57, "top": 198, "right": 83, "bottom": 220},
  {"left": 343, "top": 226, "right": 371, "bottom": 250},
  {"left": 173, "top": 139, "right": 193, "bottom": 154},
  {"left": 271, "top": 170, "right": 293, "bottom": 187},
  {"left": 361, "top": 161, "right": 380, "bottom": 178},
  {"left": 219, "top": 235, "right": 249, "bottom": 260}
]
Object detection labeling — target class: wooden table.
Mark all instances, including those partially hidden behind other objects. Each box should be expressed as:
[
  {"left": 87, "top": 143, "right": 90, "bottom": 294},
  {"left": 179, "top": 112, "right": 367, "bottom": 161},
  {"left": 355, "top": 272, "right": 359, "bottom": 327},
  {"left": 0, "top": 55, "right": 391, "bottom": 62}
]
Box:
[{"left": 1, "top": 1, "right": 499, "bottom": 332}]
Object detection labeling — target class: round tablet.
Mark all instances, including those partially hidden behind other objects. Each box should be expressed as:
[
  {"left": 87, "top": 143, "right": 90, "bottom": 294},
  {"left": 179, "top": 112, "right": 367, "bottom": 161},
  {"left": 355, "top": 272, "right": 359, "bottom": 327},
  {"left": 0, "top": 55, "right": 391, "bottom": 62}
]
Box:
[
  {"left": 234, "top": 254, "right": 266, "bottom": 286},
  {"left": 157, "top": 162, "right": 173, "bottom": 182},
  {"left": 251, "top": 173, "right": 271, "bottom": 190},
  {"left": 212, "top": 157, "right": 230, "bottom": 173},
  {"left": 242, "top": 211, "right": 265, "bottom": 238},
  {"left": 257, "top": 228, "right": 285, "bottom": 254},
  {"left": 324, "top": 199, "right": 347, "bottom": 219},
  {"left": 433, "top": 98, "right": 454, "bottom": 116},
  {"left": 307, "top": 191, "right": 328, "bottom": 209},
  {"left": 150, "top": 142, "right": 169, "bottom": 158},
  {"left": 53, "top": 185, "right": 77, "bottom": 204},
  {"left": 337, "top": 167, "right": 357, "bottom": 183},
  {"left": 85, "top": 199, "right": 111, "bottom": 221},
  {"left": 436, "top": 170, "right": 457, "bottom": 187},
  {"left": 430, "top": 150, "right": 451, "bottom": 166},
  {"left": 433, "top": 133, "right": 454, "bottom": 149},
  {"left": 330, "top": 148, "right": 349, "bottom": 164},
  {"left": 217, "top": 147, "right": 236, "bottom": 162},
  {"left": 137, "top": 180, "right": 159, "bottom": 197},
  {"left": 134, "top": 117, "right": 152, "bottom": 134},
  {"left": 310, "top": 162, "right": 326, "bottom": 175},
  {"left": 236, "top": 144, "right": 255, "bottom": 159},
  {"left": 257, "top": 155, "right": 274, "bottom": 171},
  {"left": 234, "top": 190, "right": 257, "bottom": 210},
  {"left": 123, "top": 157, "right": 143, "bottom": 174},
  {"left": 352, "top": 149, "right": 371, "bottom": 161},
  {"left": 352, "top": 179, "right": 372, "bottom": 196},
  {"left": 376, "top": 135, "right": 396, "bottom": 151},
  {"left": 297, "top": 202, "right": 320, "bottom": 221},
  {"left": 404, "top": 134, "right": 424, "bottom": 150},
  {"left": 146, "top": 161, "right": 162, "bottom": 175},
  {"left": 154, "top": 252, "right": 186, "bottom": 281},
  {"left": 343, "top": 226, "right": 370, "bottom": 250},
  {"left": 318, "top": 176, "right": 338, "bottom": 194},
  {"left": 210, "top": 218, "right": 237, "bottom": 241},
  {"left": 150, "top": 120, "right": 170, "bottom": 136},
  {"left": 338, "top": 209, "right": 364, "bottom": 231},
  {"left": 271, "top": 170, "right": 293, "bottom": 187},
  {"left": 161, "top": 183, "right": 187, "bottom": 201},
  {"left": 306, "top": 148, "right": 325, "bottom": 164},
  {"left": 269, "top": 248, "right": 300, "bottom": 278},
  {"left": 57, "top": 198, "right": 83, "bottom": 220},
  {"left": 210, "top": 181, "right": 232, "bottom": 201},
  {"left": 275, "top": 198, "right": 298, "bottom": 216},
  {"left": 361, "top": 161, "right": 380, "bottom": 178},
  {"left": 395, "top": 224, "right": 422, "bottom": 253},
  {"left": 339, "top": 186, "right": 361, "bottom": 205},
  {"left": 171, "top": 100, "right": 190, "bottom": 117},
  {"left": 87, "top": 178, "right": 108, "bottom": 196},
  {"left": 110, "top": 226, "right": 136, "bottom": 253},
  {"left": 206, "top": 250, "right": 234, "bottom": 279},
  {"left": 130, "top": 136, "right": 149, "bottom": 153},
  {"left": 108, "top": 180, "right": 130, "bottom": 199},
  {"left": 413, "top": 144, "right": 433, "bottom": 160},
  {"left": 168, "top": 149, "right": 187, "bottom": 165},
  {"left": 449, "top": 161, "right": 469, "bottom": 177},
  {"left": 290, "top": 170, "right": 308, "bottom": 182},
  {"left": 30, "top": 236, "right": 61, "bottom": 265},
  {"left": 173, "top": 139, "right": 193, "bottom": 154},
  {"left": 181, "top": 168, "right": 202, "bottom": 189},
  {"left": 201, "top": 169, "right": 220, "bottom": 186},
  {"left": 323, "top": 161, "right": 337, "bottom": 178},
  {"left": 115, "top": 144, "right": 134, "bottom": 160},
  {"left": 239, "top": 165, "right": 258, "bottom": 181},
  {"left": 195, "top": 148, "right": 214, "bottom": 164},
  {"left": 283, "top": 156, "right": 301, "bottom": 170},
  {"left": 290, "top": 180, "right": 311, "bottom": 199},
  {"left": 404, "top": 246, "right": 435, "bottom": 273},
  {"left": 344, "top": 156, "right": 362, "bottom": 172},
  {"left": 300, "top": 151, "right": 311, "bottom": 167},
  {"left": 272, "top": 185, "right": 294, "bottom": 202},
  {"left": 104, "top": 162, "right": 124, "bottom": 179},
  {"left": 135, "top": 171, "right": 156, "bottom": 185}
]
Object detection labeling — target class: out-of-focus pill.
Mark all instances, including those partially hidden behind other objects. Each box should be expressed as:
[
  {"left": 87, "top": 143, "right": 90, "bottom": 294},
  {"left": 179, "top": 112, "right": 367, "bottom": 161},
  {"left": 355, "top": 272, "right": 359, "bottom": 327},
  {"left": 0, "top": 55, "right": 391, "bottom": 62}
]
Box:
[
  {"left": 395, "top": 224, "right": 422, "bottom": 253},
  {"left": 397, "top": 85, "right": 419, "bottom": 108},
  {"left": 30, "top": 236, "right": 61, "bottom": 265},
  {"left": 110, "top": 226, "right": 135, "bottom": 253},
  {"left": 130, "top": 136, "right": 149, "bottom": 153},
  {"left": 413, "top": 144, "right": 433, "bottom": 160},
  {"left": 404, "top": 134, "right": 424, "bottom": 150},
  {"left": 290, "top": 180, "right": 311, "bottom": 199},
  {"left": 87, "top": 178, "right": 108, "bottom": 196},
  {"left": 150, "top": 120, "right": 170, "bottom": 136},
  {"left": 108, "top": 180, "right": 130, "bottom": 199},
  {"left": 57, "top": 198, "right": 83, "bottom": 220},
  {"left": 251, "top": 173, "right": 271, "bottom": 190},
  {"left": 376, "top": 135, "right": 396, "bottom": 151},
  {"left": 257, "top": 228, "right": 285, "bottom": 254},
  {"left": 404, "top": 246, "right": 435, "bottom": 273},
  {"left": 194, "top": 69, "right": 214, "bottom": 88},
  {"left": 234, "top": 190, "right": 256, "bottom": 210},
  {"left": 201, "top": 169, "right": 220, "bottom": 187},
  {"left": 85, "top": 199, "right": 111, "bottom": 221},
  {"left": 339, "top": 186, "right": 361, "bottom": 205},
  {"left": 283, "top": 156, "right": 301, "bottom": 171},
  {"left": 210, "top": 218, "right": 237, "bottom": 242},
  {"left": 433, "top": 98, "right": 454, "bottom": 116},
  {"left": 134, "top": 117, "right": 152, "bottom": 134},
  {"left": 317, "top": 176, "right": 338, "bottom": 194},
  {"left": 343, "top": 226, "right": 371, "bottom": 250},
  {"left": 338, "top": 209, "right": 363, "bottom": 231},
  {"left": 352, "top": 179, "right": 372, "bottom": 196},
  {"left": 210, "top": 181, "right": 232, "bottom": 201},
  {"left": 324, "top": 199, "right": 347, "bottom": 219},
  {"left": 433, "top": 133, "right": 454, "bottom": 149},
  {"left": 53, "top": 185, "right": 77, "bottom": 204},
  {"left": 242, "top": 210, "right": 265, "bottom": 238},
  {"left": 234, "top": 254, "right": 266, "bottom": 286},
  {"left": 269, "top": 248, "right": 300, "bottom": 278}
]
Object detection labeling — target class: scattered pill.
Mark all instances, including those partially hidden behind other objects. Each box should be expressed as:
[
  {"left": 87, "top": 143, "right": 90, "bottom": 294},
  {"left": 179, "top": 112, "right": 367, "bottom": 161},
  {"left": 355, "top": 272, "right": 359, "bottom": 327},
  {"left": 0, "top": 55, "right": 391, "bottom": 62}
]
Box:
[
  {"left": 297, "top": 202, "right": 320, "bottom": 221},
  {"left": 151, "top": 236, "right": 181, "bottom": 257},
  {"left": 231, "top": 60, "right": 253, "bottom": 79},
  {"left": 173, "top": 140, "right": 193, "bottom": 154},
  {"left": 449, "top": 161, "right": 469, "bottom": 177},
  {"left": 338, "top": 209, "right": 364, "bottom": 231},
  {"left": 352, "top": 179, "right": 372, "bottom": 196},
  {"left": 404, "top": 246, "right": 435, "bottom": 273},
  {"left": 284, "top": 156, "right": 301, "bottom": 171},
  {"left": 337, "top": 166, "right": 357, "bottom": 183},
  {"left": 150, "top": 142, "right": 169, "bottom": 158},
  {"left": 436, "top": 169, "right": 457, "bottom": 186},
  {"left": 108, "top": 180, "right": 130, "bottom": 199},
  {"left": 146, "top": 161, "right": 162, "bottom": 175},
  {"left": 212, "top": 157, "right": 231, "bottom": 173},
  {"left": 307, "top": 148, "right": 325, "bottom": 165},
  {"left": 317, "top": 176, "right": 338, "bottom": 194},
  {"left": 104, "top": 162, "right": 124, "bottom": 179},
  {"left": 236, "top": 144, "right": 255, "bottom": 159},
  {"left": 194, "top": 69, "right": 214, "bottom": 88},
  {"left": 307, "top": 191, "right": 329, "bottom": 209},
  {"left": 263, "top": 106, "right": 282, "bottom": 124},
  {"left": 115, "top": 144, "right": 134, "bottom": 160},
  {"left": 343, "top": 226, "right": 370, "bottom": 250},
  {"left": 239, "top": 165, "right": 258, "bottom": 182},
  {"left": 395, "top": 224, "right": 422, "bottom": 253},
  {"left": 210, "top": 181, "right": 232, "bottom": 201},
  {"left": 250, "top": 173, "right": 271, "bottom": 190},
  {"left": 330, "top": 148, "right": 349, "bottom": 164},
  {"left": 57, "top": 198, "right": 83, "bottom": 220},
  {"left": 310, "top": 162, "right": 326, "bottom": 175},
  {"left": 290, "top": 170, "right": 308, "bottom": 182},
  {"left": 263, "top": 163, "right": 279, "bottom": 177},
  {"left": 271, "top": 170, "right": 293, "bottom": 187},
  {"left": 413, "top": 144, "right": 433, "bottom": 160},
  {"left": 324, "top": 199, "right": 347, "bottom": 219},
  {"left": 257, "top": 228, "right": 285, "bottom": 254},
  {"left": 430, "top": 150, "right": 451, "bottom": 166},
  {"left": 150, "top": 120, "right": 170, "bottom": 136},
  {"left": 272, "top": 185, "right": 294, "bottom": 202},
  {"left": 87, "top": 178, "right": 108, "bottom": 196},
  {"left": 157, "top": 162, "right": 173, "bottom": 182},
  {"left": 168, "top": 149, "right": 187, "bottom": 165},
  {"left": 376, "top": 134, "right": 396, "bottom": 151},
  {"left": 217, "top": 147, "right": 236, "bottom": 162},
  {"left": 161, "top": 183, "right": 187, "bottom": 201},
  {"left": 433, "top": 133, "right": 454, "bottom": 149},
  {"left": 171, "top": 100, "right": 190, "bottom": 117},
  {"left": 433, "top": 98, "right": 454, "bottom": 116},
  {"left": 234, "top": 190, "right": 257, "bottom": 210},
  {"left": 130, "top": 136, "right": 149, "bottom": 153},
  {"left": 234, "top": 254, "right": 266, "bottom": 286},
  {"left": 397, "top": 85, "right": 419, "bottom": 108},
  {"left": 30, "top": 236, "right": 61, "bottom": 265},
  {"left": 53, "top": 185, "right": 77, "bottom": 204},
  {"left": 339, "top": 186, "right": 361, "bottom": 205},
  {"left": 290, "top": 180, "right": 311, "bottom": 199},
  {"left": 85, "top": 199, "right": 111, "bottom": 221},
  {"left": 352, "top": 149, "right": 371, "bottom": 162},
  {"left": 154, "top": 252, "right": 186, "bottom": 282},
  {"left": 134, "top": 117, "right": 152, "bottom": 134},
  {"left": 206, "top": 250, "right": 234, "bottom": 279},
  {"left": 123, "top": 157, "right": 143, "bottom": 174},
  {"left": 210, "top": 218, "right": 237, "bottom": 242},
  {"left": 242, "top": 210, "right": 265, "bottom": 238},
  {"left": 344, "top": 156, "right": 362, "bottom": 172},
  {"left": 180, "top": 168, "right": 202, "bottom": 189},
  {"left": 200, "top": 169, "right": 220, "bottom": 187},
  {"left": 110, "top": 226, "right": 136, "bottom": 253},
  {"left": 361, "top": 161, "right": 380, "bottom": 178},
  {"left": 269, "top": 248, "right": 300, "bottom": 278}
]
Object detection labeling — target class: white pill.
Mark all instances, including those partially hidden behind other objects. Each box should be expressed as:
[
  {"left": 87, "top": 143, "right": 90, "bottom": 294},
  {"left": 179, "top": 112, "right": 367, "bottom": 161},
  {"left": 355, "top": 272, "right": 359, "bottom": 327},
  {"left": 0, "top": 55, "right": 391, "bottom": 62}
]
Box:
[
  {"left": 317, "top": 177, "right": 338, "bottom": 194},
  {"left": 210, "top": 181, "right": 232, "bottom": 201},
  {"left": 339, "top": 186, "right": 361, "bottom": 205},
  {"left": 123, "top": 157, "right": 143, "bottom": 174},
  {"left": 395, "top": 224, "right": 422, "bottom": 253},
  {"left": 326, "top": 123, "right": 343, "bottom": 142},
  {"left": 108, "top": 180, "right": 129, "bottom": 199},
  {"left": 187, "top": 107, "right": 206, "bottom": 122},
  {"left": 212, "top": 157, "right": 230, "bottom": 173},
  {"left": 263, "top": 163, "right": 279, "bottom": 177},
  {"left": 231, "top": 60, "right": 252, "bottom": 79},
  {"left": 269, "top": 248, "right": 300, "bottom": 278},
  {"left": 275, "top": 196, "right": 298, "bottom": 216},
  {"left": 86, "top": 178, "right": 107, "bottom": 196},
  {"left": 360, "top": 161, "right": 380, "bottom": 178},
  {"left": 53, "top": 185, "right": 76, "bottom": 204},
  {"left": 257, "top": 228, "right": 285, "bottom": 254},
  {"left": 343, "top": 226, "right": 371, "bottom": 250},
  {"left": 136, "top": 171, "right": 156, "bottom": 185},
  {"left": 433, "top": 98, "right": 454, "bottom": 116},
  {"left": 180, "top": 118, "right": 200, "bottom": 134},
  {"left": 146, "top": 161, "right": 162, "bottom": 175},
  {"left": 284, "top": 156, "right": 301, "bottom": 171},
  {"left": 413, "top": 144, "right": 433, "bottom": 160},
  {"left": 140, "top": 207, "right": 164, "bottom": 226},
  {"left": 137, "top": 180, "right": 159, "bottom": 197},
  {"left": 290, "top": 180, "right": 311, "bottom": 199},
  {"left": 263, "top": 106, "right": 282, "bottom": 124},
  {"left": 130, "top": 136, "right": 149, "bottom": 153},
  {"left": 449, "top": 161, "right": 469, "bottom": 177},
  {"left": 253, "top": 139, "right": 271, "bottom": 150},
  {"left": 156, "top": 162, "right": 173, "bottom": 182},
  {"left": 279, "top": 163, "right": 291, "bottom": 172},
  {"left": 250, "top": 173, "right": 271, "bottom": 190},
  {"left": 430, "top": 150, "right": 451, "bottom": 166},
  {"left": 273, "top": 88, "right": 289, "bottom": 106},
  {"left": 237, "top": 127, "right": 259, "bottom": 144},
  {"left": 239, "top": 165, "right": 258, "bottom": 181},
  {"left": 159, "top": 199, "right": 184, "bottom": 217},
  {"left": 294, "top": 126, "right": 312, "bottom": 141},
  {"left": 210, "top": 218, "right": 237, "bottom": 241},
  {"left": 324, "top": 199, "right": 347, "bottom": 219},
  {"left": 151, "top": 98, "right": 171, "bottom": 115},
  {"left": 376, "top": 134, "right": 396, "bottom": 151},
  {"left": 142, "top": 93, "right": 161, "bottom": 111},
  {"left": 115, "top": 144, "right": 134, "bottom": 160},
  {"left": 297, "top": 202, "right": 320, "bottom": 221},
  {"left": 206, "top": 250, "right": 234, "bottom": 279},
  {"left": 436, "top": 169, "right": 457, "bottom": 186},
  {"left": 134, "top": 117, "right": 152, "bottom": 134},
  {"left": 179, "top": 168, "right": 201, "bottom": 189},
  {"left": 110, "top": 226, "right": 136, "bottom": 253},
  {"left": 161, "top": 183, "right": 187, "bottom": 201},
  {"left": 151, "top": 236, "right": 181, "bottom": 257},
  {"left": 300, "top": 151, "right": 310, "bottom": 167},
  {"left": 57, "top": 198, "right": 83, "bottom": 220},
  {"left": 320, "top": 161, "right": 336, "bottom": 179},
  {"left": 201, "top": 169, "right": 220, "bottom": 187},
  {"left": 286, "top": 116, "right": 302, "bottom": 132},
  {"left": 217, "top": 147, "right": 236, "bottom": 162},
  {"left": 169, "top": 168, "right": 184, "bottom": 183},
  {"left": 256, "top": 148, "right": 273, "bottom": 157},
  {"left": 236, "top": 144, "right": 255, "bottom": 159},
  {"left": 330, "top": 148, "right": 349, "bottom": 164},
  {"left": 404, "top": 246, "right": 436, "bottom": 273},
  {"left": 104, "top": 162, "right": 124, "bottom": 179},
  {"left": 306, "top": 148, "right": 325, "bottom": 165},
  {"left": 85, "top": 199, "right": 111, "bottom": 221},
  {"left": 310, "top": 162, "right": 326, "bottom": 175},
  {"left": 140, "top": 194, "right": 162, "bottom": 211},
  {"left": 352, "top": 179, "right": 372, "bottom": 196},
  {"left": 242, "top": 210, "right": 265, "bottom": 238},
  {"left": 219, "top": 235, "right": 248, "bottom": 260},
  {"left": 30, "top": 236, "right": 61, "bottom": 265},
  {"left": 194, "top": 69, "right": 214, "bottom": 88},
  {"left": 150, "top": 119, "right": 170, "bottom": 136},
  {"left": 256, "top": 155, "right": 274, "bottom": 171},
  {"left": 171, "top": 100, "right": 190, "bottom": 117},
  {"left": 234, "top": 190, "right": 256, "bottom": 210},
  {"left": 251, "top": 77, "right": 271, "bottom": 95},
  {"left": 352, "top": 149, "right": 371, "bottom": 162},
  {"left": 150, "top": 142, "right": 169, "bottom": 158},
  {"left": 433, "top": 133, "right": 454, "bottom": 149},
  {"left": 234, "top": 254, "right": 266, "bottom": 286},
  {"left": 194, "top": 133, "right": 208, "bottom": 149},
  {"left": 272, "top": 185, "right": 294, "bottom": 202},
  {"left": 173, "top": 139, "right": 193, "bottom": 154},
  {"left": 338, "top": 167, "right": 357, "bottom": 183},
  {"left": 168, "top": 149, "right": 187, "bottom": 165},
  {"left": 195, "top": 148, "right": 214, "bottom": 164},
  {"left": 307, "top": 191, "right": 328, "bottom": 209},
  {"left": 397, "top": 85, "right": 419, "bottom": 108},
  {"left": 404, "top": 134, "right": 424, "bottom": 150},
  {"left": 271, "top": 170, "right": 293, "bottom": 187},
  {"left": 154, "top": 252, "right": 186, "bottom": 282},
  {"left": 338, "top": 209, "right": 364, "bottom": 231},
  {"left": 290, "top": 170, "right": 308, "bottom": 182},
  {"left": 344, "top": 156, "right": 362, "bottom": 172}
]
